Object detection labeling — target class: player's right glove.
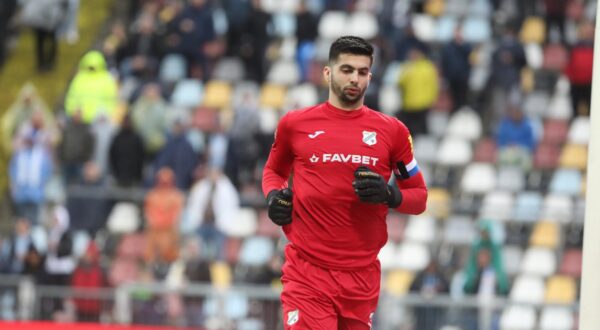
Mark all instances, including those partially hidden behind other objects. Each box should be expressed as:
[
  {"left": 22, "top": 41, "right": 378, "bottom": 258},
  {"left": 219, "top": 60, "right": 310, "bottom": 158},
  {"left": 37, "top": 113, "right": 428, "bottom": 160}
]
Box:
[{"left": 266, "top": 188, "right": 293, "bottom": 226}]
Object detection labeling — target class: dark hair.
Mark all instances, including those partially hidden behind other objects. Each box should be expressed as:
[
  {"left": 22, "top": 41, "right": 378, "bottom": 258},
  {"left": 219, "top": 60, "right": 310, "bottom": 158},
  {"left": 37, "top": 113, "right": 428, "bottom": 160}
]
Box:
[{"left": 328, "top": 36, "right": 374, "bottom": 64}]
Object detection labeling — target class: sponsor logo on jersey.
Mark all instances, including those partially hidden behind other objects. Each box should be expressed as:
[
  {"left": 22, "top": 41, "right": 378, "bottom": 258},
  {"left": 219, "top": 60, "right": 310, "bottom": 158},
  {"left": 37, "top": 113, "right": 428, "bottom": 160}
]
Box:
[
  {"left": 308, "top": 130, "right": 325, "bottom": 139},
  {"left": 309, "top": 153, "right": 379, "bottom": 166},
  {"left": 362, "top": 131, "right": 377, "bottom": 146},
  {"left": 287, "top": 309, "right": 299, "bottom": 326},
  {"left": 368, "top": 312, "right": 374, "bottom": 329}
]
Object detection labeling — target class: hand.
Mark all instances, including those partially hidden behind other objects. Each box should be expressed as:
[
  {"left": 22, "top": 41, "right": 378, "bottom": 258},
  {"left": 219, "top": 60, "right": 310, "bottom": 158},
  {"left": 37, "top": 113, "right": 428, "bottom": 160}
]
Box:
[
  {"left": 267, "top": 188, "right": 293, "bottom": 226},
  {"left": 353, "top": 166, "right": 402, "bottom": 208}
]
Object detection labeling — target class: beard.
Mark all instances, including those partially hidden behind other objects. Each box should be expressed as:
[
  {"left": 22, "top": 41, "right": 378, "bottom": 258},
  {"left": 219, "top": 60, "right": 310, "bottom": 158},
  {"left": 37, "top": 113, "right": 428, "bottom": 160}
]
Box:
[{"left": 330, "top": 73, "right": 366, "bottom": 106}]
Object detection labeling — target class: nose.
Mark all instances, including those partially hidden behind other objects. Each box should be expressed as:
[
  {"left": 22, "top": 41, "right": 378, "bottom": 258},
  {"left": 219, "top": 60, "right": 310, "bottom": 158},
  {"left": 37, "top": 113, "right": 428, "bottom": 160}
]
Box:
[{"left": 349, "top": 71, "right": 359, "bottom": 84}]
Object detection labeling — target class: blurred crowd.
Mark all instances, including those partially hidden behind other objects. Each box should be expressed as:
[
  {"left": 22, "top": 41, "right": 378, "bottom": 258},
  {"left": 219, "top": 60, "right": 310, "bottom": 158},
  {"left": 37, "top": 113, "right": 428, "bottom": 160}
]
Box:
[{"left": 0, "top": 0, "right": 593, "bottom": 327}]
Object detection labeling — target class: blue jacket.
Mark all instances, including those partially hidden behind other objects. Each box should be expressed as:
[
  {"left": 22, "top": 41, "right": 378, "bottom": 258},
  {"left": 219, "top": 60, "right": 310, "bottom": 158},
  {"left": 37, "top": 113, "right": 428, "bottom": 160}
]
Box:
[
  {"left": 496, "top": 117, "right": 536, "bottom": 152},
  {"left": 9, "top": 146, "right": 53, "bottom": 204}
]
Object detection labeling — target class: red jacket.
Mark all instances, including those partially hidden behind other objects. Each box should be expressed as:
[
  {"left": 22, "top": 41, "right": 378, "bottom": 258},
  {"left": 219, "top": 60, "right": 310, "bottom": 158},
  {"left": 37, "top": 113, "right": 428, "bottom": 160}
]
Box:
[
  {"left": 71, "top": 243, "right": 104, "bottom": 314},
  {"left": 565, "top": 44, "right": 594, "bottom": 85}
]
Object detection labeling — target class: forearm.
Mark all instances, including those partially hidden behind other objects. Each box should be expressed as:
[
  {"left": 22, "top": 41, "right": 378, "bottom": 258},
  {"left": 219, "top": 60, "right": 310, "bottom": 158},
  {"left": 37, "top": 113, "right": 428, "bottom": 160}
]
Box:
[{"left": 392, "top": 172, "right": 427, "bottom": 215}]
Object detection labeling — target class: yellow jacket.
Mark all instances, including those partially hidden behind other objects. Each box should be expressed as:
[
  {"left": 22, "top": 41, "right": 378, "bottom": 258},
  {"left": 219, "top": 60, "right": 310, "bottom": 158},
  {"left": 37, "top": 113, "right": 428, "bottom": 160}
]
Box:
[
  {"left": 398, "top": 58, "right": 439, "bottom": 112},
  {"left": 65, "top": 51, "right": 118, "bottom": 123}
]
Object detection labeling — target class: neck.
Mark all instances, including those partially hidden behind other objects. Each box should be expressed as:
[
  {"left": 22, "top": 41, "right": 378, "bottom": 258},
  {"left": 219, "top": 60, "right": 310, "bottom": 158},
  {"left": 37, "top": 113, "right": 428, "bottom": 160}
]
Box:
[{"left": 328, "top": 95, "right": 363, "bottom": 111}]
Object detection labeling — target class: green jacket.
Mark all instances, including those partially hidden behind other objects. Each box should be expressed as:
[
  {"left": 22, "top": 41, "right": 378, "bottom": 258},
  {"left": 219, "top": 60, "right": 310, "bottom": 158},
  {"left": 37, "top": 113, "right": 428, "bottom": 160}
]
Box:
[
  {"left": 65, "top": 51, "right": 118, "bottom": 124},
  {"left": 463, "top": 221, "right": 509, "bottom": 295}
]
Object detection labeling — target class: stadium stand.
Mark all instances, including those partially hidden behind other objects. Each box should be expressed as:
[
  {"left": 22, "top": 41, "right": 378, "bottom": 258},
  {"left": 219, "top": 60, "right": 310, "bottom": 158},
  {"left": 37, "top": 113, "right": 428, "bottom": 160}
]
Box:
[{"left": 0, "top": 0, "right": 593, "bottom": 328}]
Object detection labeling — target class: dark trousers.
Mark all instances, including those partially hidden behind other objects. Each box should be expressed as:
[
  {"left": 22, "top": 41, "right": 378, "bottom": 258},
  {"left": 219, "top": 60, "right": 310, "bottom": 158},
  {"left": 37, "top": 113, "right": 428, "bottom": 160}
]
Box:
[
  {"left": 448, "top": 78, "right": 469, "bottom": 112},
  {"left": 397, "top": 109, "right": 429, "bottom": 136},
  {"left": 570, "top": 83, "right": 592, "bottom": 116},
  {"left": 34, "top": 28, "right": 57, "bottom": 71}
]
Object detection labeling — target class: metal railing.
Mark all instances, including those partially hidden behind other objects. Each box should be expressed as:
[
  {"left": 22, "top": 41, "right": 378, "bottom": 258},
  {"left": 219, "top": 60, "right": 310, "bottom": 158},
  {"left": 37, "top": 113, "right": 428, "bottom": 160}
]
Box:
[{"left": 0, "top": 274, "right": 580, "bottom": 329}]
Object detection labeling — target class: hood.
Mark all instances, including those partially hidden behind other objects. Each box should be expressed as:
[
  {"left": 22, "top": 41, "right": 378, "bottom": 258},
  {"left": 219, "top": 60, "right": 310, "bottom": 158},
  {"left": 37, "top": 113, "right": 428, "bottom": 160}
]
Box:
[{"left": 78, "top": 50, "right": 108, "bottom": 72}]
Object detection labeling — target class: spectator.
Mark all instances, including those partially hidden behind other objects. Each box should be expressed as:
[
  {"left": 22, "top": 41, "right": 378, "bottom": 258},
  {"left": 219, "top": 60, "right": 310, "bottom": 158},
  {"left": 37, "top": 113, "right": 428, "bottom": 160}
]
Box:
[
  {"left": 226, "top": 91, "right": 261, "bottom": 187},
  {"left": 59, "top": 0, "right": 80, "bottom": 43},
  {"left": 565, "top": 20, "right": 594, "bottom": 116},
  {"left": 131, "top": 83, "right": 169, "bottom": 157},
  {"left": 102, "top": 21, "right": 128, "bottom": 71},
  {"left": 117, "top": 14, "right": 162, "bottom": 80},
  {"left": 441, "top": 26, "right": 472, "bottom": 112},
  {"left": 64, "top": 50, "right": 118, "bottom": 124},
  {"left": 71, "top": 241, "right": 105, "bottom": 322},
  {"left": 164, "top": 0, "right": 216, "bottom": 79},
  {"left": 295, "top": 0, "right": 319, "bottom": 82},
  {"left": 19, "top": 0, "right": 68, "bottom": 72},
  {"left": 544, "top": 0, "right": 567, "bottom": 42},
  {"left": 90, "top": 114, "right": 116, "bottom": 177},
  {"left": 496, "top": 100, "right": 536, "bottom": 170},
  {"left": 394, "top": 24, "right": 429, "bottom": 62},
  {"left": 109, "top": 115, "right": 146, "bottom": 187},
  {"left": 2, "top": 83, "right": 57, "bottom": 153},
  {"left": 66, "top": 162, "right": 110, "bottom": 235},
  {"left": 144, "top": 168, "right": 184, "bottom": 264},
  {"left": 239, "top": 0, "right": 272, "bottom": 82},
  {"left": 42, "top": 204, "right": 76, "bottom": 319},
  {"left": 222, "top": 0, "right": 252, "bottom": 57},
  {"left": 183, "top": 165, "right": 240, "bottom": 260},
  {"left": 58, "top": 110, "right": 95, "bottom": 183},
  {"left": 153, "top": 120, "right": 200, "bottom": 190},
  {"left": 463, "top": 221, "right": 509, "bottom": 297},
  {"left": 410, "top": 260, "right": 449, "bottom": 330},
  {"left": 180, "top": 237, "right": 211, "bottom": 327},
  {"left": 9, "top": 131, "right": 53, "bottom": 224},
  {"left": 23, "top": 243, "right": 46, "bottom": 283},
  {"left": 12, "top": 110, "right": 57, "bottom": 153},
  {"left": 0, "top": 0, "right": 17, "bottom": 68},
  {"left": 487, "top": 25, "right": 526, "bottom": 128},
  {"left": 0, "top": 218, "right": 34, "bottom": 274},
  {"left": 397, "top": 47, "right": 439, "bottom": 135}
]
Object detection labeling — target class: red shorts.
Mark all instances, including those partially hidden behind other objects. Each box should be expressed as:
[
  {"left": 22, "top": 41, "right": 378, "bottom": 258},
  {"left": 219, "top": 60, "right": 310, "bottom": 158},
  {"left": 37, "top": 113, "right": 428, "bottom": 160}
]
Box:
[{"left": 281, "top": 245, "right": 380, "bottom": 329}]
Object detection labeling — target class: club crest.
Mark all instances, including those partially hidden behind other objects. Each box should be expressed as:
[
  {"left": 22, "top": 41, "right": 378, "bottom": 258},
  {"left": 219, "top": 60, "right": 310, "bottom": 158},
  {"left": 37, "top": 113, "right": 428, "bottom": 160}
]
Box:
[
  {"left": 287, "top": 309, "right": 299, "bottom": 326},
  {"left": 362, "top": 131, "right": 377, "bottom": 146}
]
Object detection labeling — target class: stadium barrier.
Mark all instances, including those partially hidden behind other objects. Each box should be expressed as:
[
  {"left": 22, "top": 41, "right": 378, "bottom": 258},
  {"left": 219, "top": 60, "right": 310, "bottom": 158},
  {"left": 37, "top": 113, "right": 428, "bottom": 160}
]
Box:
[{"left": 0, "top": 274, "right": 579, "bottom": 329}]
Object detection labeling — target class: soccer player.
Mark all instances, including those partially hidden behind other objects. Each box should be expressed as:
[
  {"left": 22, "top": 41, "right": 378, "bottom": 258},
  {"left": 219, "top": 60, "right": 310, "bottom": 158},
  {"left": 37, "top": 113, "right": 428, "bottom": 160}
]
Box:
[{"left": 262, "top": 36, "right": 428, "bottom": 329}]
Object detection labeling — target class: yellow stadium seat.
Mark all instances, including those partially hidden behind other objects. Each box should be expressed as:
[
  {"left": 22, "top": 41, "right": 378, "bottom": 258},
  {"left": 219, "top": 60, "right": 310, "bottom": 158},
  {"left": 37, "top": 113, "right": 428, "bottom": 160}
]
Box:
[
  {"left": 260, "top": 83, "right": 287, "bottom": 109},
  {"left": 210, "top": 262, "right": 232, "bottom": 289},
  {"left": 545, "top": 275, "right": 576, "bottom": 304},
  {"left": 426, "top": 188, "right": 451, "bottom": 219},
  {"left": 521, "top": 67, "right": 535, "bottom": 92},
  {"left": 425, "top": 0, "right": 445, "bottom": 17},
  {"left": 530, "top": 221, "right": 559, "bottom": 249},
  {"left": 384, "top": 270, "right": 414, "bottom": 296},
  {"left": 202, "top": 80, "right": 232, "bottom": 109},
  {"left": 560, "top": 144, "right": 588, "bottom": 170},
  {"left": 520, "top": 16, "right": 546, "bottom": 44}
]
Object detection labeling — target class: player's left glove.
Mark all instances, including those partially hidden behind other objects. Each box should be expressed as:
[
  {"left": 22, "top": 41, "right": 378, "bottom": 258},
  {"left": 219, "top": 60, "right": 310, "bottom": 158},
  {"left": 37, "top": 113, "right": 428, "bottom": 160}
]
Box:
[{"left": 353, "top": 166, "right": 402, "bottom": 208}]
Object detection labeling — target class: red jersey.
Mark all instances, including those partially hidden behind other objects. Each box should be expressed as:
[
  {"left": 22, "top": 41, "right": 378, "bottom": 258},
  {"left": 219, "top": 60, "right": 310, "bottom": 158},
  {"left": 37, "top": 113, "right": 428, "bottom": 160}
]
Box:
[{"left": 263, "top": 102, "right": 427, "bottom": 270}]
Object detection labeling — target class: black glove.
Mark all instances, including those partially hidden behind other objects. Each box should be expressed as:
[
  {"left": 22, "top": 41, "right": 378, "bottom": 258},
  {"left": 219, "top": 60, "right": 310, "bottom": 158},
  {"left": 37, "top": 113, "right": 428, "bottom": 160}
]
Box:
[
  {"left": 353, "top": 166, "right": 402, "bottom": 208},
  {"left": 267, "top": 188, "right": 293, "bottom": 226}
]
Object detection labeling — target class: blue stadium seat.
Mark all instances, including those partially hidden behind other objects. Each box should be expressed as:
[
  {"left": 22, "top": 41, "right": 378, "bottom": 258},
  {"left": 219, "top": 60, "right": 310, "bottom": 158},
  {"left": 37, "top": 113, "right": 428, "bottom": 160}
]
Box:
[
  {"left": 462, "top": 16, "right": 491, "bottom": 43},
  {"left": 503, "top": 245, "right": 524, "bottom": 276},
  {"left": 171, "top": 79, "right": 204, "bottom": 109},
  {"left": 239, "top": 236, "right": 274, "bottom": 267},
  {"left": 550, "top": 169, "right": 582, "bottom": 196},
  {"left": 159, "top": 54, "right": 187, "bottom": 83},
  {"left": 436, "top": 16, "right": 457, "bottom": 42}
]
